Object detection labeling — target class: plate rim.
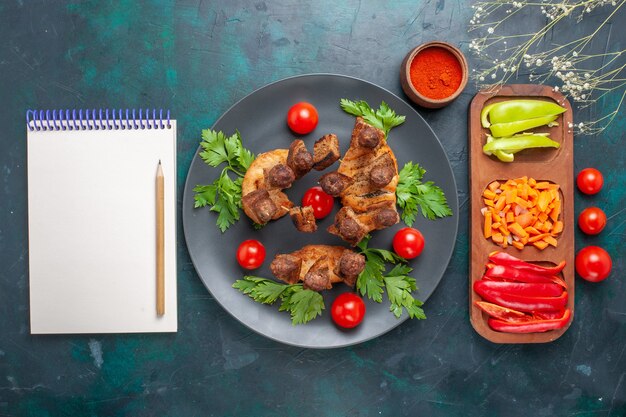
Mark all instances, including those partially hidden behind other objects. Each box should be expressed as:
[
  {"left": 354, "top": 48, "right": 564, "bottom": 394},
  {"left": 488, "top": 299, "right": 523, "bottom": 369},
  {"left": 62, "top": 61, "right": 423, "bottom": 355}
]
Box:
[{"left": 182, "top": 73, "right": 459, "bottom": 348}]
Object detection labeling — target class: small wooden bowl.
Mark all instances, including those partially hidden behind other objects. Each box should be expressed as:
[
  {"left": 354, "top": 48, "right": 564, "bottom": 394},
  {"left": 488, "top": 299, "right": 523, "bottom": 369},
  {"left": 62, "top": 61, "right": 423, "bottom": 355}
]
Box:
[{"left": 400, "top": 41, "right": 469, "bottom": 109}]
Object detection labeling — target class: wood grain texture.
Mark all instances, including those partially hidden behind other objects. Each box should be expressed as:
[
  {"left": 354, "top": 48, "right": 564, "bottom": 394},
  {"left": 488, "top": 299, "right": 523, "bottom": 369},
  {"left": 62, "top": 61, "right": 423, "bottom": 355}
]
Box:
[{"left": 468, "top": 84, "right": 574, "bottom": 344}]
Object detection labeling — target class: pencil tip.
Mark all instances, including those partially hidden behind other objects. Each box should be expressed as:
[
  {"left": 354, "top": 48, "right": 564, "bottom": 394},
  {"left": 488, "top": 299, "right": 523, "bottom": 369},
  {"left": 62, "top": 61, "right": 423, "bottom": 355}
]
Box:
[{"left": 159, "top": 159, "right": 161, "bottom": 165}]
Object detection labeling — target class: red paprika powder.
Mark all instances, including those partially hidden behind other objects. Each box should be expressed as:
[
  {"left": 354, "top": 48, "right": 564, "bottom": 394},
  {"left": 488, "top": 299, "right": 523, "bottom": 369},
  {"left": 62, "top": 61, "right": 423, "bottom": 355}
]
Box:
[{"left": 409, "top": 47, "right": 463, "bottom": 100}]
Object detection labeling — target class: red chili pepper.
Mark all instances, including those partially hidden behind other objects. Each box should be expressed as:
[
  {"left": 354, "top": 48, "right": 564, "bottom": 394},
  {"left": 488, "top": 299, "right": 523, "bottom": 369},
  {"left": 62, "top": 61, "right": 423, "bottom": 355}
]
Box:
[
  {"left": 475, "top": 301, "right": 532, "bottom": 323},
  {"left": 488, "top": 309, "right": 571, "bottom": 333},
  {"left": 477, "top": 280, "right": 563, "bottom": 297},
  {"left": 488, "top": 251, "right": 566, "bottom": 276},
  {"left": 484, "top": 264, "right": 567, "bottom": 288},
  {"left": 533, "top": 309, "right": 565, "bottom": 320},
  {"left": 474, "top": 281, "right": 568, "bottom": 312}
]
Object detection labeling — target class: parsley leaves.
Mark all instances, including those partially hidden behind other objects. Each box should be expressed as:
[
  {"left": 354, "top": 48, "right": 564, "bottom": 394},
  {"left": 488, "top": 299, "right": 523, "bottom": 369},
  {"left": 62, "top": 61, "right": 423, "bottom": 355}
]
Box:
[
  {"left": 233, "top": 276, "right": 325, "bottom": 325},
  {"left": 356, "top": 236, "right": 426, "bottom": 319},
  {"left": 397, "top": 162, "right": 452, "bottom": 225},
  {"left": 193, "top": 129, "right": 255, "bottom": 232},
  {"left": 340, "top": 99, "right": 406, "bottom": 137}
]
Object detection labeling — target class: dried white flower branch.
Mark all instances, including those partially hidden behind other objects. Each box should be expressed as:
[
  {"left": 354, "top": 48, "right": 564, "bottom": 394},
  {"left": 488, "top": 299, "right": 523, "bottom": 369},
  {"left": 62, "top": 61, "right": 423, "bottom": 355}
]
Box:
[{"left": 468, "top": 0, "right": 626, "bottom": 134}]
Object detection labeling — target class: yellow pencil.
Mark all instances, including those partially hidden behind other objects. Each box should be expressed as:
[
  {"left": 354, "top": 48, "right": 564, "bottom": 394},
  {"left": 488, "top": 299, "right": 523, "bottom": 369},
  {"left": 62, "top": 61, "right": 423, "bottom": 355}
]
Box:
[{"left": 156, "top": 160, "right": 165, "bottom": 316}]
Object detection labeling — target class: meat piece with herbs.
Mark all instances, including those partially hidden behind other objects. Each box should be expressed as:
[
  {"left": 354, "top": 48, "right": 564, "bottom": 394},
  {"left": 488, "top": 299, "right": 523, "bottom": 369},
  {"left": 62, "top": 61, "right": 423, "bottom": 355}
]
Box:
[
  {"left": 271, "top": 245, "right": 365, "bottom": 289},
  {"left": 322, "top": 117, "right": 399, "bottom": 244}
]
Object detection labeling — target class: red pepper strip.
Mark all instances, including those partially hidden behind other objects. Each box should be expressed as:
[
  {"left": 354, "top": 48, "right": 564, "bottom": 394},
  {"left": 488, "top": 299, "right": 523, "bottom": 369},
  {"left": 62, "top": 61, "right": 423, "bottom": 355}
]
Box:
[
  {"left": 475, "top": 301, "right": 532, "bottom": 323},
  {"left": 534, "top": 309, "right": 566, "bottom": 320},
  {"left": 484, "top": 264, "right": 567, "bottom": 288},
  {"left": 477, "top": 280, "right": 563, "bottom": 297},
  {"left": 488, "top": 251, "right": 566, "bottom": 276},
  {"left": 488, "top": 309, "right": 571, "bottom": 333},
  {"left": 486, "top": 263, "right": 496, "bottom": 269},
  {"left": 474, "top": 281, "right": 568, "bottom": 312}
]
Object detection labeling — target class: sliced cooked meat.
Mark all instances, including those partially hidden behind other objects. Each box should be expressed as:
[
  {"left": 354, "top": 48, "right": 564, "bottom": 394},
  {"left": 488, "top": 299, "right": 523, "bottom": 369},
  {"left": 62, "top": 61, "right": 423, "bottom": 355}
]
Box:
[
  {"left": 289, "top": 206, "right": 317, "bottom": 233},
  {"left": 373, "top": 208, "right": 399, "bottom": 228},
  {"left": 369, "top": 153, "right": 396, "bottom": 188},
  {"left": 241, "top": 189, "right": 277, "bottom": 225},
  {"left": 327, "top": 207, "right": 368, "bottom": 245},
  {"left": 270, "top": 254, "right": 302, "bottom": 284},
  {"left": 322, "top": 117, "right": 400, "bottom": 244},
  {"left": 303, "top": 257, "right": 332, "bottom": 291},
  {"left": 287, "top": 139, "right": 314, "bottom": 178},
  {"left": 355, "top": 119, "right": 385, "bottom": 149},
  {"left": 271, "top": 245, "right": 362, "bottom": 289},
  {"left": 319, "top": 172, "right": 352, "bottom": 197},
  {"left": 336, "top": 251, "right": 365, "bottom": 281},
  {"left": 312, "top": 134, "right": 340, "bottom": 171},
  {"left": 267, "top": 164, "right": 295, "bottom": 188}
]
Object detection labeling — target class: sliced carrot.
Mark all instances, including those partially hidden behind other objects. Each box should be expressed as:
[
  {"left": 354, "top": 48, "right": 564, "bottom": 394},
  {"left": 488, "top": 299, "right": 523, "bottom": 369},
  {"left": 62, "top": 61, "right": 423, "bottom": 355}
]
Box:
[
  {"left": 537, "top": 191, "right": 551, "bottom": 212},
  {"left": 552, "top": 221, "right": 563, "bottom": 234},
  {"left": 544, "top": 235, "right": 558, "bottom": 247},
  {"left": 505, "top": 189, "right": 517, "bottom": 204},
  {"left": 549, "top": 200, "right": 561, "bottom": 222},
  {"left": 484, "top": 212, "right": 492, "bottom": 239},
  {"left": 515, "top": 212, "right": 534, "bottom": 228},
  {"left": 482, "top": 177, "right": 562, "bottom": 249},
  {"left": 525, "top": 226, "right": 541, "bottom": 235},
  {"left": 508, "top": 222, "right": 528, "bottom": 238},
  {"left": 542, "top": 220, "right": 553, "bottom": 233},
  {"left": 483, "top": 189, "right": 497, "bottom": 200},
  {"left": 488, "top": 181, "right": 500, "bottom": 192},
  {"left": 494, "top": 196, "right": 506, "bottom": 211}
]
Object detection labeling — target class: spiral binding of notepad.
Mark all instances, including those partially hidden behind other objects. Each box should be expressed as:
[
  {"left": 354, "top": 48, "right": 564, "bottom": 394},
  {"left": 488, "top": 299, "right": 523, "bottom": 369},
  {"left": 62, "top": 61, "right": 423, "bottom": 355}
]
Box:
[{"left": 26, "top": 108, "right": 171, "bottom": 131}]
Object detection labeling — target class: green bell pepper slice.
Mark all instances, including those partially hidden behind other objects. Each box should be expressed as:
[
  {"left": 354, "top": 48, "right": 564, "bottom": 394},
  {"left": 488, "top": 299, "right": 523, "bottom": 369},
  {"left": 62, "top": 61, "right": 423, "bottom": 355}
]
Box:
[
  {"left": 489, "top": 114, "right": 559, "bottom": 137},
  {"left": 481, "top": 99, "right": 566, "bottom": 128},
  {"left": 483, "top": 134, "right": 560, "bottom": 162}
]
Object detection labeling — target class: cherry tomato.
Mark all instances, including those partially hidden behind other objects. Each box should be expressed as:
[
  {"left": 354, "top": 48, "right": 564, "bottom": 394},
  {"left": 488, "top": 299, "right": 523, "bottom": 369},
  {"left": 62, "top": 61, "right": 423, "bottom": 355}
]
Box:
[
  {"left": 392, "top": 227, "right": 425, "bottom": 259},
  {"left": 287, "top": 102, "right": 319, "bottom": 135},
  {"left": 578, "top": 207, "right": 607, "bottom": 235},
  {"left": 577, "top": 168, "right": 603, "bottom": 195},
  {"left": 302, "top": 186, "right": 334, "bottom": 219},
  {"left": 331, "top": 293, "right": 366, "bottom": 328},
  {"left": 236, "top": 239, "right": 266, "bottom": 270},
  {"left": 575, "top": 246, "right": 612, "bottom": 282}
]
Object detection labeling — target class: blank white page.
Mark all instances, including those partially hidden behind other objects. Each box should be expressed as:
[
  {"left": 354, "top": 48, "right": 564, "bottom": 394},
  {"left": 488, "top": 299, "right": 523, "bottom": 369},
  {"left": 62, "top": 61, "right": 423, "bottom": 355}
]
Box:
[{"left": 27, "top": 122, "right": 177, "bottom": 333}]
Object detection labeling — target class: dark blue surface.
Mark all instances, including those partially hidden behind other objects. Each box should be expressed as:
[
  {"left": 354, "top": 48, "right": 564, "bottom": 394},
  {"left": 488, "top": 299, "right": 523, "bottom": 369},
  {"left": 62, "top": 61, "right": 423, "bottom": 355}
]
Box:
[{"left": 0, "top": 1, "right": 624, "bottom": 416}]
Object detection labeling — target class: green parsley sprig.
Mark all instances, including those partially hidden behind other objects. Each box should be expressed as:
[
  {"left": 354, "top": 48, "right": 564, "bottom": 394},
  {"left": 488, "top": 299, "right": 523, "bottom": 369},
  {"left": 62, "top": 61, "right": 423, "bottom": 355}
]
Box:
[
  {"left": 233, "top": 276, "right": 325, "bottom": 325},
  {"left": 356, "top": 236, "right": 426, "bottom": 319},
  {"left": 340, "top": 99, "right": 406, "bottom": 137},
  {"left": 397, "top": 162, "right": 452, "bottom": 225},
  {"left": 193, "top": 129, "right": 255, "bottom": 232}
]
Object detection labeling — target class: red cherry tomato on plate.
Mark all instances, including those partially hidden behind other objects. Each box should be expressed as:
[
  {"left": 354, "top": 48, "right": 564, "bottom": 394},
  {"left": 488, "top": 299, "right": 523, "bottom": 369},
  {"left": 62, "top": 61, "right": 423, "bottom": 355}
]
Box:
[
  {"left": 287, "top": 102, "right": 319, "bottom": 135},
  {"left": 302, "top": 186, "right": 334, "bottom": 219},
  {"left": 578, "top": 207, "right": 607, "bottom": 235},
  {"left": 331, "top": 293, "right": 366, "bottom": 329},
  {"left": 236, "top": 239, "right": 266, "bottom": 270},
  {"left": 392, "top": 227, "right": 425, "bottom": 259},
  {"left": 575, "top": 246, "right": 612, "bottom": 282},
  {"left": 577, "top": 168, "right": 603, "bottom": 195}
]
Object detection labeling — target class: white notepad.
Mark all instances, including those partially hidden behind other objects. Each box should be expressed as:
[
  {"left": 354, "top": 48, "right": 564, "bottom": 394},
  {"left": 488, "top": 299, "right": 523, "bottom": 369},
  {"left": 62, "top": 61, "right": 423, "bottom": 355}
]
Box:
[{"left": 27, "top": 110, "right": 177, "bottom": 333}]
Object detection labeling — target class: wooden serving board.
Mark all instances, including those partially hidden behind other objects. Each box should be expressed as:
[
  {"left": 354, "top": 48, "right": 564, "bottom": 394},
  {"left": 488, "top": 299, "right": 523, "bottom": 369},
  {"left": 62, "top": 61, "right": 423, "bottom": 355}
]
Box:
[{"left": 468, "top": 84, "right": 574, "bottom": 344}]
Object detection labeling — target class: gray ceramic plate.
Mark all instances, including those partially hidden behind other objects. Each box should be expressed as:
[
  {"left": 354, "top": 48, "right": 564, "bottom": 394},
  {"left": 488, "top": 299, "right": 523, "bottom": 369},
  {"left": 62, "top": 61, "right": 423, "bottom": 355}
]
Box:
[{"left": 182, "top": 74, "right": 458, "bottom": 348}]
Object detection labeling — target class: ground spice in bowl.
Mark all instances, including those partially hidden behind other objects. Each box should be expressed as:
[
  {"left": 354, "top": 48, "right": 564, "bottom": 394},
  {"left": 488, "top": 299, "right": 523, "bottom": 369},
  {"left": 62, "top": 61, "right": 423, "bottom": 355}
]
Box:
[
  {"left": 400, "top": 41, "right": 468, "bottom": 109},
  {"left": 410, "top": 47, "right": 463, "bottom": 100}
]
